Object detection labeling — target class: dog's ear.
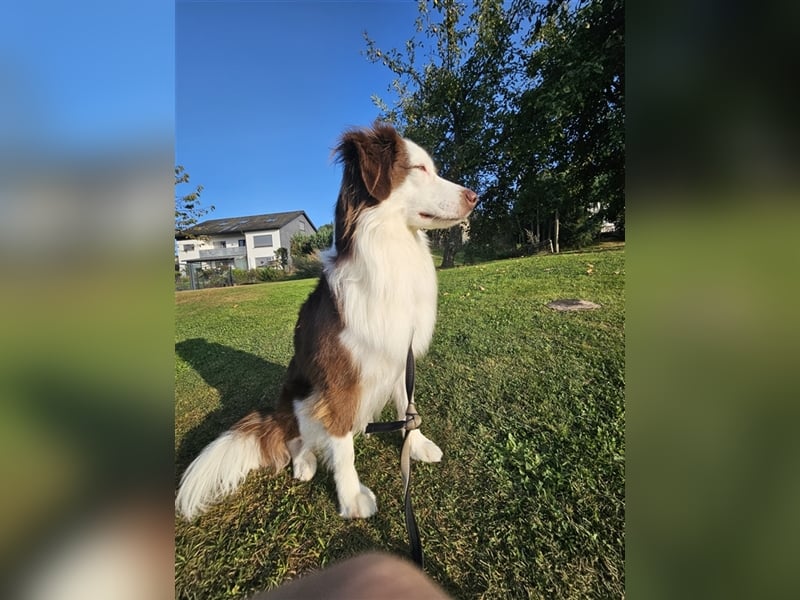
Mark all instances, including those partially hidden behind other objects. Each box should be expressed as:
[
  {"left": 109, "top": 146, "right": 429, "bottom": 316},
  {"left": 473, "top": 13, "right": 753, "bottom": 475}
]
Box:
[
  {"left": 337, "top": 122, "right": 402, "bottom": 201},
  {"left": 333, "top": 123, "right": 404, "bottom": 259}
]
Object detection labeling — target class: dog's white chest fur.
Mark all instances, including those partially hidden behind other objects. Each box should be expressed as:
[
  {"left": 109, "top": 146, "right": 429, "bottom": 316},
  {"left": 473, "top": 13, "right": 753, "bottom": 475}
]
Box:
[{"left": 323, "top": 208, "right": 438, "bottom": 431}]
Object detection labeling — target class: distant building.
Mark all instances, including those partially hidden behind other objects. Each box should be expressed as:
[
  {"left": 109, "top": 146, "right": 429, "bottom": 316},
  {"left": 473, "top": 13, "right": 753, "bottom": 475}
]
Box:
[
  {"left": 588, "top": 203, "right": 617, "bottom": 233},
  {"left": 175, "top": 210, "right": 316, "bottom": 279}
]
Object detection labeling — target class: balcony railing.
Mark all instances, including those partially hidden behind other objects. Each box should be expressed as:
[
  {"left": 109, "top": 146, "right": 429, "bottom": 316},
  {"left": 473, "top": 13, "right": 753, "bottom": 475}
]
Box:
[{"left": 198, "top": 247, "right": 247, "bottom": 259}]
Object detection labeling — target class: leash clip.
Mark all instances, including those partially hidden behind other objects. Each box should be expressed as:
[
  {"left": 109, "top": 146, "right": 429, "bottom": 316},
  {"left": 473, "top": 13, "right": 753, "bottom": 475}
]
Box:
[{"left": 404, "top": 401, "right": 422, "bottom": 431}]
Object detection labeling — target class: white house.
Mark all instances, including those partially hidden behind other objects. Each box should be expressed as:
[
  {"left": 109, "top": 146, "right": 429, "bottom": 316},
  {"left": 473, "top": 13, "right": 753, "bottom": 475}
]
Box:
[{"left": 175, "top": 210, "right": 316, "bottom": 276}]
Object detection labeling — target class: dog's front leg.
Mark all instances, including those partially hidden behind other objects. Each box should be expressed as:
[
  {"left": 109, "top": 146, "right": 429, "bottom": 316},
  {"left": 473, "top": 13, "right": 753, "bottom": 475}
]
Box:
[
  {"left": 392, "top": 376, "right": 443, "bottom": 463},
  {"left": 327, "top": 432, "right": 377, "bottom": 518}
]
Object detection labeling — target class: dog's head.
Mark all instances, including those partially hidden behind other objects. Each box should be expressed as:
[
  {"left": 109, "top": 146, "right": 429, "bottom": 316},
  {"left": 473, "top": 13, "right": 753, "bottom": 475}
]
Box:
[{"left": 333, "top": 122, "right": 478, "bottom": 258}]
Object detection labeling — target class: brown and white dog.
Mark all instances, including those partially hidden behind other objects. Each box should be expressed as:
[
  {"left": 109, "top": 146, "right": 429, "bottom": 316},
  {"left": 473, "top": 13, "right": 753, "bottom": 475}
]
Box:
[{"left": 176, "top": 122, "right": 478, "bottom": 520}]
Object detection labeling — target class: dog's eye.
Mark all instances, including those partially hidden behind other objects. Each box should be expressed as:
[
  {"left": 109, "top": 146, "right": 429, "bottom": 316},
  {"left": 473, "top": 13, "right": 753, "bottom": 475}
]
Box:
[{"left": 413, "top": 165, "right": 428, "bottom": 173}]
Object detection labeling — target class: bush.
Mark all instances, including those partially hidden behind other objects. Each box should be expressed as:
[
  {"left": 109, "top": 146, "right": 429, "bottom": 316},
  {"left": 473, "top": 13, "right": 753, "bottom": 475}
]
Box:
[
  {"left": 199, "top": 267, "right": 232, "bottom": 288},
  {"left": 275, "top": 247, "right": 289, "bottom": 270},
  {"left": 291, "top": 254, "right": 323, "bottom": 279},
  {"left": 290, "top": 224, "right": 333, "bottom": 257},
  {"left": 256, "top": 267, "right": 286, "bottom": 282},
  {"left": 230, "top": 267, "right": 287, "bottom": 285},
  {"left": 231, "top": 268, "right": 257, "bottom": 285},
  {"left": 175, "top": 274, "right": 191, "bottom": 291}
]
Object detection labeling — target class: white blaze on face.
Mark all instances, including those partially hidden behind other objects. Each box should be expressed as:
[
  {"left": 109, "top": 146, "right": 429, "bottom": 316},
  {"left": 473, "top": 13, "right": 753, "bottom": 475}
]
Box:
[{"left": 396, "top": 139, "right": 477, "bottom": 230}]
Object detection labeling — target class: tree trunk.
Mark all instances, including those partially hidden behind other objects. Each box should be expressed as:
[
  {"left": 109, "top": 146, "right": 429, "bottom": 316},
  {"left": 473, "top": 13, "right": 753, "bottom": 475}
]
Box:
[
  {"left": 554, "top": 209, "right": 560, "bottom": 253},
  {"left": 440, "top": 224, "right": 461, "bottom": 268}
]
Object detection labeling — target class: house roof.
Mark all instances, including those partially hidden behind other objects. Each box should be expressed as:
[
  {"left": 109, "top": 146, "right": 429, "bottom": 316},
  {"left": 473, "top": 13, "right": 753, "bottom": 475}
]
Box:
[{"left": 176, "top": 210, "right": 316, "bottom": 239}]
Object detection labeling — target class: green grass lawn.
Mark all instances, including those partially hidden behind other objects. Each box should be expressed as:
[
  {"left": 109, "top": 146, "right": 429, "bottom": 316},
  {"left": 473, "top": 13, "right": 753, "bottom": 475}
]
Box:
[{"left": 175, "top": 249, "right": 625, "bottom": 599}]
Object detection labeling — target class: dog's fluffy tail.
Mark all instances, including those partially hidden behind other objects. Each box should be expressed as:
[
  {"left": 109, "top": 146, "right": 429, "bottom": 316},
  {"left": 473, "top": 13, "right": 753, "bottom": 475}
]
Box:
[{"left": 176, "top": 410, "right": 296, "bottom": 520}]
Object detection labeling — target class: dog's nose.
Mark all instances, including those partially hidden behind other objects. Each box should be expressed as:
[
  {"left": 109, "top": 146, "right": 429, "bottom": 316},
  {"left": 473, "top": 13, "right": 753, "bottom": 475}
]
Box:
[{"left": 462, "top": 188, "right": 478, "bottom": 208}]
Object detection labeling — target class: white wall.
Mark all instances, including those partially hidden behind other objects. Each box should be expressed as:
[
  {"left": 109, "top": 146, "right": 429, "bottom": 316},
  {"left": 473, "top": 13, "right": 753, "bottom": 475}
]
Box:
[
  {"left": 210, "top": 235, "right": 247, "bottom": 248},
  {"left": 176, "top": 238, "right": 206, "bottom": 262},
  {"left": 177, "top": 235, "right": 245, "bottom": 254},
  {"left": 244, "top": 230, "right": 280, "bottom": 268},
  {"left": 176, "top": 235, "right": 246, "bottom": 270}
]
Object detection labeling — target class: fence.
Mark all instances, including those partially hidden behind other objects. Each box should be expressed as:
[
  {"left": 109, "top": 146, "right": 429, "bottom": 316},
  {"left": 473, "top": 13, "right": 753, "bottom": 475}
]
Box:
[
  {"left": 175, "top": 260, "right": 290, "bottom": 291},
  {"left": 176, "top": 263, "right": 234, "bottom": 291}
]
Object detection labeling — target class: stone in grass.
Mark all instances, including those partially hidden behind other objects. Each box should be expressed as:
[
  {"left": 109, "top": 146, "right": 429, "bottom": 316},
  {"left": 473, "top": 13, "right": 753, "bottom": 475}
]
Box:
[{"left": 547, "top": 299, "right": 601, "bottom": 311}]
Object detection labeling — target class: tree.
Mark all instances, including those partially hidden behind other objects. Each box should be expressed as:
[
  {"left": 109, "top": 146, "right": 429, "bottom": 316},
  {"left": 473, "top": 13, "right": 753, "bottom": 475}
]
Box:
[
  {"left": 365, "top": 0, "right": 519, "bottom": 267},
  {"left": 365, "top": 0, "right": 624, "bottom": 257},
  {"left": 510, "top": 0, "right": 625, "bottom": 247},
  {"left": 275, "top": 247, "right": 289, "bottom": 270},
  {"left": 290, "top": 223, "right": 334, "bottom": 258},
  {"left": 175, "top": 165, "right": 214, "bottom": 237}
]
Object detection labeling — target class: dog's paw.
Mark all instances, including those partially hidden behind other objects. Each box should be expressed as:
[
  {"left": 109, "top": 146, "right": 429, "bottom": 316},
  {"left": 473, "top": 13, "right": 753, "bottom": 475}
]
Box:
[
  {"left": 292, "top": 452, "right": 317, "bottom": 482},
  {"left": 410, "top": 435, "right": 443, "bottom": 463},
  {"left": 339, "top": 484, "right": 377, "bottom": 519}
]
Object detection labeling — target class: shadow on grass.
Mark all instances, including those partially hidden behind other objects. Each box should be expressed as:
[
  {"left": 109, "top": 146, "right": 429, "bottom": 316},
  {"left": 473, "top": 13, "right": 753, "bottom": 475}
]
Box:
[
  {"left": 322, "top": 510, "right": 461, "bottom": 595},
  {"left": 175, "top": 338, "right": 451, "bottom": 580},
  {"left": 175, "top": 338, "right": 288, "bottom": 480}
]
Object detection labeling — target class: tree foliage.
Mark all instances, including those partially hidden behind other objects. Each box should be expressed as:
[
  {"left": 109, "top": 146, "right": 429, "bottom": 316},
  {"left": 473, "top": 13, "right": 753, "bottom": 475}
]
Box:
[
  {"left": 509, "top": 0, "right": 625, "bottom": 245},
  {"left": 365, "top": 0, "right": 624, "bottom": 258},
  {"left": 366, "top": 0, "right": 516, "bottom": 266},
  {"left": 175, "top": 165, "right": 214, "bottom": 237},
  {"left": 290, "top": 223, "right": 334, "bottom": 258}
]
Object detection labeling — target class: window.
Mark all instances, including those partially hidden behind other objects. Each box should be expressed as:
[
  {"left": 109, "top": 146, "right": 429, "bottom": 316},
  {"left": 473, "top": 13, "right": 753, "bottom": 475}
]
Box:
[
  {"left": 214, "top": 241, "right": 227, "bottom": 249},
  {"left": 299, "top": 221, "right": 306, "bottom": 231},
  {"left": 182, "top": 244, "right": 195, "bottom": 252},
  {"left": 238, "top": 239, "right": 246, "bottom": 247},
  {"left": 253, "top": 234, "right": 273, "bottom": 248}
]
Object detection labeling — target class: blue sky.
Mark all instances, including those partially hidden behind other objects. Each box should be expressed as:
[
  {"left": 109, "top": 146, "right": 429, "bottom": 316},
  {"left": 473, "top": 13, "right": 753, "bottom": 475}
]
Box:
[
  {"left": 177, "top": 0, "right": 426, "bottom": 230},
  {"left": 2, "top": 1, "right": 426, "bottom": 232},
  {"left": 1, "top": 1, "right": 173, "bottom": 153}
]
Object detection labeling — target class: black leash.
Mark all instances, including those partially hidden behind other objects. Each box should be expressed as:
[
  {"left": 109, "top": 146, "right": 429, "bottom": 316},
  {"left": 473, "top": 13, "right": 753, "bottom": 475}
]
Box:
[{"left": 365, "top": 345, "right": 424, "bottom": 569}]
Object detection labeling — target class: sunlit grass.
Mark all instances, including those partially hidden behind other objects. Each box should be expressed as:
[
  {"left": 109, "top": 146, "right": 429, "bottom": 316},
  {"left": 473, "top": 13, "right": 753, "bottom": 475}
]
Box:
[{"left": 175, "top": 249, "right": 624, "bottom": 599}]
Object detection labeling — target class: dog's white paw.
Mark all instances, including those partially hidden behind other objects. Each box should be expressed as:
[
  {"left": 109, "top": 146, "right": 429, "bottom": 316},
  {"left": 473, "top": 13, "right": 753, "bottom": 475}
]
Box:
[
  {"left": 292, "top": 452, "right": 317, "bottom": 482},
  {"left": 410, "top": 435, "right": 443, "bottom": 463},
  {"left": 339, "top": 484, "right": 377, "bottom": 519}
]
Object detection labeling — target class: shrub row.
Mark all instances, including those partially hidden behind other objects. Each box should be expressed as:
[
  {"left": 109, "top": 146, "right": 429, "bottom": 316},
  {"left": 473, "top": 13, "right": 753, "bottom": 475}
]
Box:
[{"left": 231, "top": 267, "right": 286, "bottom": 285}]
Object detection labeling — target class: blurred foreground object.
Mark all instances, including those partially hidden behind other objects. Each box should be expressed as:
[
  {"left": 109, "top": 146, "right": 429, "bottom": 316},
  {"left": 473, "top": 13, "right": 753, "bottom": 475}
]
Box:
[
  {"left": 255, "top": 553, "right": 451, "bottom": 600},
  {"left": 0, "top": 1, "right": 174, "bottom": 597}
]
